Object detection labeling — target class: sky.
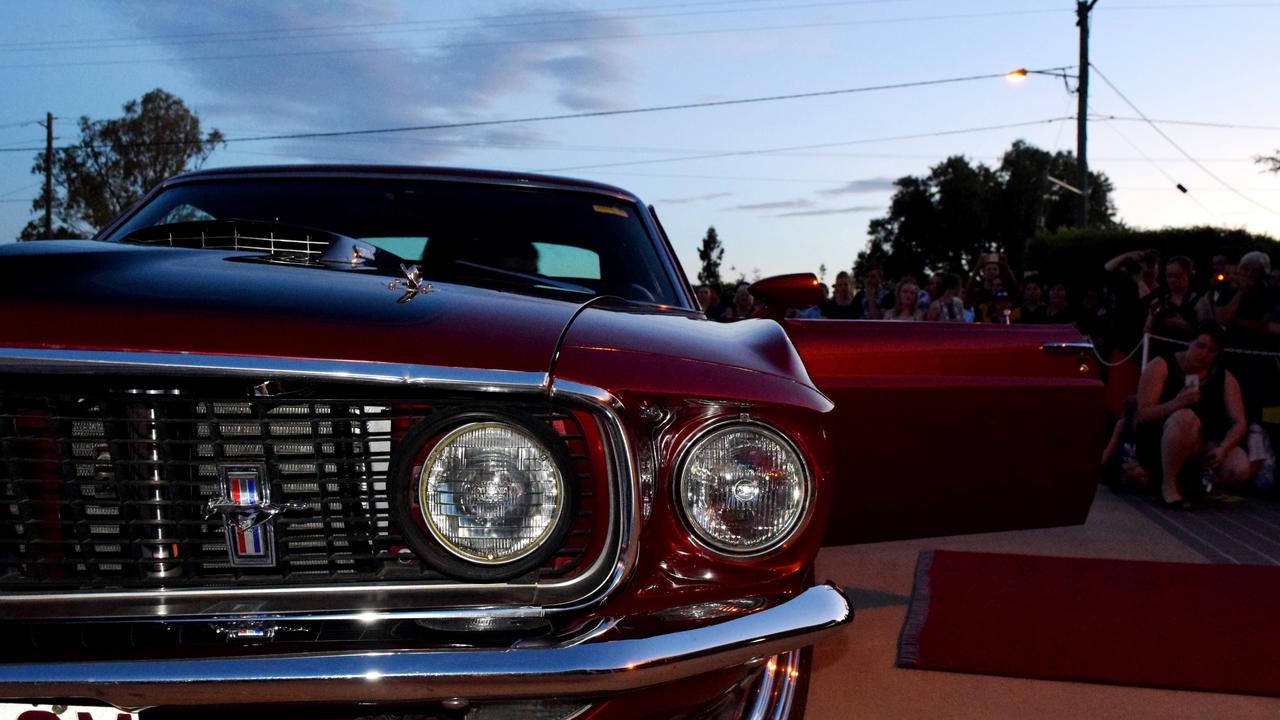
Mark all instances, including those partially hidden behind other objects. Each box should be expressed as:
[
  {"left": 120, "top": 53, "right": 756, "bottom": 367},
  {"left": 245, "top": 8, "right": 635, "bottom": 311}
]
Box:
[{"left": 2, "top": 0, "right": 1279, "bottom": 283}]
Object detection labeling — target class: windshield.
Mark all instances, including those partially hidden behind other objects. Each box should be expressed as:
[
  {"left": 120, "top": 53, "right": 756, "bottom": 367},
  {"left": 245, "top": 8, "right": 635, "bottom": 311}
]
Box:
[{"left": 104, "top": 177, "right": 683, "bottom": 305}]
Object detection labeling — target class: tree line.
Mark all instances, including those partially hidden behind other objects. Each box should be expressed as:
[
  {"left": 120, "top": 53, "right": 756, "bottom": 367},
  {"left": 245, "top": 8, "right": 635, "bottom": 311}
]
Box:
[{"left": 698, "top": 139, "right": 1279, "bottom": 294}]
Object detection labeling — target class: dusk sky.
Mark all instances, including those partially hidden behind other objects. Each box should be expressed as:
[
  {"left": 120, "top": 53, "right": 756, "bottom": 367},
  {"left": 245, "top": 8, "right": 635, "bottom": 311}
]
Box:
[{"left": 2, "top": 0, "right": 1278, "bottom": 282}]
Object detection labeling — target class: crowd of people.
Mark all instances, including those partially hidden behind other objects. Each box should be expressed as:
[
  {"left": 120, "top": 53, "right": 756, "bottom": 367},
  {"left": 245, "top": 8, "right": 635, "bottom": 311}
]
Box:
[
  {"left": 695, "top": 248, "right": 1280, "bottom": 506},
  {"left": 695, "top": 253, "right": 1084, "bottom": 326}
]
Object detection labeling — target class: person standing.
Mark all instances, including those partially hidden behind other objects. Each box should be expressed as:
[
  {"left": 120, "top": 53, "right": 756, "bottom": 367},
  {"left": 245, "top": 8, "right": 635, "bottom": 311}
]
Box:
[
  {"left": 1017, "top": 276, "right": 1048, "bottom": 323},
  {"left": 1215, "top": 251, "right": 1275, "bottom": 424},
  {"left": 885, "top": 278, "right": 924, "bottom": 321},
  {"left": 853, "top": 265, "right": 891, "bottom": 320},
  {"left": 1146, "top": 256, "right": 1201, "bottom": 358},
  {"left": 1043, "top": 281, "right": 1075, "bottom": 324},
  {"left": 822, "top": 271, "right": 861, "bottom": 319},
  {"left": 694, "top": 284, "right": 725, "bottom": 321},
  {"left": 925, "top": 274, "right": 967, "bottom": 322}
]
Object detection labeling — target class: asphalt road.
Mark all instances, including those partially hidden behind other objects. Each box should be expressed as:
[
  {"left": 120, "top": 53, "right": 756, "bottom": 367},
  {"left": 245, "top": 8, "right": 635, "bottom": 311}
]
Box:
[{"left": 806, "top": 487, "right": 1280, "bottom": 719}]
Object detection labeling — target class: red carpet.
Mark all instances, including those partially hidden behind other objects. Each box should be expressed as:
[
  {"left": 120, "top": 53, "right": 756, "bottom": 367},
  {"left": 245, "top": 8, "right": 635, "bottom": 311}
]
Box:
[{"left": 897, "top": 550, "right": 1280, "bottom": 696}]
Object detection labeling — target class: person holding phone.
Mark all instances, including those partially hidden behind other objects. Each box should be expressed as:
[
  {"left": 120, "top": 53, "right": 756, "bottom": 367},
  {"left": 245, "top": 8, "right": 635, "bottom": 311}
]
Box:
[{"left": 1135, "top": 321, "right": 1255, "bottom": 508}]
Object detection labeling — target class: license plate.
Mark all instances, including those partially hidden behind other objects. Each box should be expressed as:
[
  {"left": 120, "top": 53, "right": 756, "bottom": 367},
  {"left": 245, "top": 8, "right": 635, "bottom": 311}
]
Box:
[{"left": 0, "top": 704, "right": 136, "bottom": 720}]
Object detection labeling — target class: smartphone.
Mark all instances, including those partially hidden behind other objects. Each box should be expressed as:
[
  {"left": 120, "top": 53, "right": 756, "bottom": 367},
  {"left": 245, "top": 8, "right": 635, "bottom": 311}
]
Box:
[{"left": 1184, "top": 374, "right": 1200, "bottom": 389}]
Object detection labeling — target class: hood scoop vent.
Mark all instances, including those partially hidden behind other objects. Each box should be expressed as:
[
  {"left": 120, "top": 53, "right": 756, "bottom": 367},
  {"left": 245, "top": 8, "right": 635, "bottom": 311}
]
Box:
[{"left": 119, "top": 220, "right": 392, "bottom": 272}]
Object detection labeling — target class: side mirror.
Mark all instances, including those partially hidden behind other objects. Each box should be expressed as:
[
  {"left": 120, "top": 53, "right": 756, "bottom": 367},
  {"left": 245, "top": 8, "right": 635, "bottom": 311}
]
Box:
[{"left": 749, "top": 273, "right": 823, "bottom": 319}]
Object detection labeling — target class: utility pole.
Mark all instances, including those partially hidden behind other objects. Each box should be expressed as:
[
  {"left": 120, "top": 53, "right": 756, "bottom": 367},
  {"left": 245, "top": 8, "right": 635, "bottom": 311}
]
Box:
[
  {"left": 1075, "top": 1, "right": 1096, "bottom": 229},
  {"left": 41, "top": 112, "right": 53, "bottom": 239}
]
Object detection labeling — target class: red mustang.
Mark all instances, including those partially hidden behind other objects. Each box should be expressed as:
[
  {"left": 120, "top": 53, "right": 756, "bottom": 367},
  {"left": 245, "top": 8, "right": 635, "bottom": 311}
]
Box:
[{"left": 0, "top": 166, "right": 1102, "bottom": 719}]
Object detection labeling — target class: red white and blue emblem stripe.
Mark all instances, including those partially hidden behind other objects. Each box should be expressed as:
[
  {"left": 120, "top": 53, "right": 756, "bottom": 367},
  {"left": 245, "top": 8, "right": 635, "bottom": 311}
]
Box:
[
  {"left": 217, "top": 465, "right": 276, "bottom": 567},
  {"left": 228, "top": 471, "right": 268, "bottom": 559}
]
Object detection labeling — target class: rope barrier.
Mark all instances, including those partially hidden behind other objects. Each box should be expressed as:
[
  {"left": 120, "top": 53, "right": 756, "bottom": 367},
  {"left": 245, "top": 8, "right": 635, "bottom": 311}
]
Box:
[
  {"left": 1090, "top": 336, "right": 1147, "bottom": 368},
  {"left": 1147, "top": 333, "right": 1280, "bottom": 358},
  {"left": 1090, "top": 333, "right": 1280, "bottom": 368}
]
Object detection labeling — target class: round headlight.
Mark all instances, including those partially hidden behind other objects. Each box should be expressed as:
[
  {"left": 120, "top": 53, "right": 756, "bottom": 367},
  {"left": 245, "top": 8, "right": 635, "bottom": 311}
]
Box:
[
  {"left": 677, "top": 423, "right": 809, "bottom": 555},
  {"left": 391, "top": 413, "right": 576, "bottom": 581},
  {"left": 420, "top": 422, "right": 565, "bottom": 564}
]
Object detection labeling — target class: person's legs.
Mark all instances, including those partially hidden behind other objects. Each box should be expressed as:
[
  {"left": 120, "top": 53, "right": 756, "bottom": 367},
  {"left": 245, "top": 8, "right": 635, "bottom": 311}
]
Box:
[
  {"left": 1160, "top": 409, "right": 1203, "bottom": 503},
  {"left": 1215, "top": 446, "right": 1257, "bottom": 487}
]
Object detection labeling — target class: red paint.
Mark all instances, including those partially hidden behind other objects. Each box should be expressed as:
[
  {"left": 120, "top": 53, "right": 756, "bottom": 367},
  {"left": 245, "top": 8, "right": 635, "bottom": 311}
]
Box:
[{"left": 784, "top": 319, "right": 1104, "bottom": 545}]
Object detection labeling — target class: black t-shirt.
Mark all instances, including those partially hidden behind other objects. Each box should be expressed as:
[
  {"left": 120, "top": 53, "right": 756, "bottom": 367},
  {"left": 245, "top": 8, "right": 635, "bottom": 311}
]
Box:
[
  {"left": 1224, "top": 284, "right": 1272, "bottom": 350},
  {"left": 1149, "top": 290, "right": 1201, "bottom": 342},
  {"left": 1043, "top": 305, "right": 1075, "bottom": 324},
  {"left": 822, "top": 298, "right": 862, "bottom": 319},
  {"left": 1105, "top": 274, "right": 1159, "bottom": 352},
  {"left": 1017, "top": 305, "right": 1047, "bottom": 324}
]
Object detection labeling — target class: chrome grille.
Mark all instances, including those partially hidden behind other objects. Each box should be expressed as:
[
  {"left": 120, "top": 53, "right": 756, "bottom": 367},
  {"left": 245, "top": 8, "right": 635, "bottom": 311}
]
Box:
[{"left": 0, "top": 387, "right": 595, "bottom": 591}]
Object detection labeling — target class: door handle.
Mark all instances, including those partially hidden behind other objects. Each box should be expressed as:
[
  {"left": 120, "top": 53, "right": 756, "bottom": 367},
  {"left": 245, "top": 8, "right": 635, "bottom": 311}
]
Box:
[{"left": 1040, "top": 341, "right": 1094, "bottom": 354}]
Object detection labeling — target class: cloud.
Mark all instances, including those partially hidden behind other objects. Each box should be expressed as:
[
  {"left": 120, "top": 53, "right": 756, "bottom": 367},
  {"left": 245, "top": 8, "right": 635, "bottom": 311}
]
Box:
[
  {"left": 656, "top": 192, "right": 732, "bottom": 205},
  {"left": 774, "top": 205, "right": 882, "bottom": 217},
  {"left": 816, "top": 177, "right": 897, "bottom": 196},
  {"left": 115, "top": 2, "right": 636, "bottom": 162},
  {"left": 728, "top": 199, "right": 815, "bottom": 211}
]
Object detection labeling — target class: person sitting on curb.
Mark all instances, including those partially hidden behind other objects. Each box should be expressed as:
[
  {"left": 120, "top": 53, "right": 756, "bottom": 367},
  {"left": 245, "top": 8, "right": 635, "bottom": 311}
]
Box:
[{"left": 1135, "top": 321, "right": 1256, "bottom": 508}]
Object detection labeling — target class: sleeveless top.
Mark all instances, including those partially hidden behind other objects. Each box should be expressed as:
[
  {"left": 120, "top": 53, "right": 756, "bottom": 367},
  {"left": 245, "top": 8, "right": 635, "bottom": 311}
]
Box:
[{"left": 1159, "top": 355, "right": 1230, "bottom": 441}]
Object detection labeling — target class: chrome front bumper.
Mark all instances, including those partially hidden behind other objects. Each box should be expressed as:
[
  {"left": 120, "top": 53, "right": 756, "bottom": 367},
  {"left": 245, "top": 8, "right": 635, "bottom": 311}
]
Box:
[{"left": 0, "top": 584, "right": 850, "bottom": 710}]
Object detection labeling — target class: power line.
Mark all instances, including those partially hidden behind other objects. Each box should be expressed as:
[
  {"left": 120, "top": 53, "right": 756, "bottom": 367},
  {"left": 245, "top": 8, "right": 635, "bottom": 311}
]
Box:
[
  {"left": 1089, "top": 114, "right": 1280, "bottom": 131},
  {"left": 0, "top": 1, "right": 930, "bottom": 53},
  {"left": 0, "top": 9, "right": 1068, "bottom": 70},
  {"left": 0, "top": 0, "right": 917, "bottom": 50},
  {"left": 1090, "top": 62, "right": 1280, "bottom": 218},
  {"left": 0, "top": 69, "right": 1056, "bottom": 154},
  {"left": 541, "top": 118, "right": 1072, "bottom": 172},
  {"left": 1092, "top": 105, "right": 1217, "bottom": 219},
  {"left": 1101, "top": 2, "right": 1280, "bottom": 9},
  {"left": 0, "top": 183, "right": 38, "bottom": 198}
]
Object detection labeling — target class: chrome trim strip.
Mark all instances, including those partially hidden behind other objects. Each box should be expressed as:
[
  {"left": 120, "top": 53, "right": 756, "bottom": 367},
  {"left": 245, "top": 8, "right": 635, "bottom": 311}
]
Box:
[
  {"left": 0, "top": 347, "right": 548, "bottom": 393},
  {"left": 92, "top": 606, "right": 548, "bottom": 625},
  {"left": 549, "top": 379, "right": 639, "bottom": 611},
  {"left": 0, "top": 584, "right": 851, "bottom": 710},
  {"left": 1039, "top": 341, "right": 1094, "bottom": 354},
  {"left": 0, "top": 348, "right": 635, "bottom": 620}
]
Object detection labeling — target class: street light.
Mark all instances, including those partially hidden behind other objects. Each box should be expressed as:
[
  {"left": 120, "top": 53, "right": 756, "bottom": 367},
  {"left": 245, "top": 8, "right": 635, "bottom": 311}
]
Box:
[{"left": 1005, "top": 65, "right": 1089, "bottom": 228}]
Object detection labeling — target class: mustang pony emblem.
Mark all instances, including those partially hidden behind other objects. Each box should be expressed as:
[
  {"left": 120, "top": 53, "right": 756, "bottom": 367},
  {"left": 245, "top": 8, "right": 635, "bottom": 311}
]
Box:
[{"left": 205, "top": 464, "right": 304, "bottom": 567}]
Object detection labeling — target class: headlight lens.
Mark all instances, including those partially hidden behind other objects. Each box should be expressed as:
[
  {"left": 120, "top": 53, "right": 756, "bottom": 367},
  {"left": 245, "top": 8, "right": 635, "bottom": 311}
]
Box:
[
  {"left": 678, "top": 424, "right": 809, "bottom": 555},
  {"left": 419, "top": 421, "right": 565, "bottom": 564}
]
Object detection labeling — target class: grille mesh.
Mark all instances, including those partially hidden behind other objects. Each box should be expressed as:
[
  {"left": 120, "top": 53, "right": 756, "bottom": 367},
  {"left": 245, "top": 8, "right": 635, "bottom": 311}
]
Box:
[{"left": 0, "top": 387, "right": 598, "bottom": 591}]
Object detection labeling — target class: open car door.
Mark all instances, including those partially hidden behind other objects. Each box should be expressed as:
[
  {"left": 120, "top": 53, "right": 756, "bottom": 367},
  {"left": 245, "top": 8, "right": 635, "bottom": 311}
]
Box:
[{"left": 784, "top": 320, "right": 1105, "bottom": 546}]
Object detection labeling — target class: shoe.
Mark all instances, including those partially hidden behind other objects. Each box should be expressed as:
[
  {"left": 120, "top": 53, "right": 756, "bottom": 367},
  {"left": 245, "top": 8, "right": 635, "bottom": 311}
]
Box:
[{"left": 1162, "top": 496, "right": 1194, "bottom": 511}]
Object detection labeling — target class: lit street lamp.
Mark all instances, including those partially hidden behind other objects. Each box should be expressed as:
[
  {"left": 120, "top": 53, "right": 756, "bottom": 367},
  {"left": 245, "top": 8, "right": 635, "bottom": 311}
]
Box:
[{"left": 1004, "top": 63, "right": 1090, "bottom": 228}]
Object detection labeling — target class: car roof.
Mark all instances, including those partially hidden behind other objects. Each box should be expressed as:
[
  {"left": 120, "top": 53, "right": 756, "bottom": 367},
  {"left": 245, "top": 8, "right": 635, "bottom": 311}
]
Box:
[{"left": 168, "top": 165, "right": 641, "bottom": 202}]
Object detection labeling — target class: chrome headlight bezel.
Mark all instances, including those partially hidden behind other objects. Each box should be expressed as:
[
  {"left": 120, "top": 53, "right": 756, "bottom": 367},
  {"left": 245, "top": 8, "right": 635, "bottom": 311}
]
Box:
[
  {"left": 390, "top": 410, "right": 577, "bottom": 582},
  {"left": 673, "top": 420, "right": 812, "bottom": 558}
]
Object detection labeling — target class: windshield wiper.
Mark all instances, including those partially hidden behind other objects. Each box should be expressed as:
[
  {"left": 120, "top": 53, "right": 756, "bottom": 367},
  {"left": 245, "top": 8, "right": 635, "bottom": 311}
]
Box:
[{"left": 452, "top": 260, "right": 596, "bottom": 295}]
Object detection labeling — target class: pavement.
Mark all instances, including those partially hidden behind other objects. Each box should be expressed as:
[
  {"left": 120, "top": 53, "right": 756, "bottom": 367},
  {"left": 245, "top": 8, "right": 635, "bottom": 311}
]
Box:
[{"left": 807, "top": 486, "right": 1280, "bottom": 719}]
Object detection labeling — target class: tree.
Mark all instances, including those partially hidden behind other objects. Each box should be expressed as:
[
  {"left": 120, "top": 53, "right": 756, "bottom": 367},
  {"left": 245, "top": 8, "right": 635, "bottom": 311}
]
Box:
[
  {"left": 21, "top": 89, "right": 224, "bottom": 240},
  {"left": 1260, "top": 152, "right": 1280, "bottom": 174},
  {"left": 696, "top": 225, "right": 725, "bottom": 289},
  {"left": 858, "top": 139, "right": 1116, "bottom": 280}
]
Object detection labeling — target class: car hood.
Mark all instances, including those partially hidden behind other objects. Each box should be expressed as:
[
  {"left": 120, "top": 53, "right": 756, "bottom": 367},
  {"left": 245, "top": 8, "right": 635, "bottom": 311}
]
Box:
[{"left": 0, "top": 240, "right": 578, "bottom": 375}]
